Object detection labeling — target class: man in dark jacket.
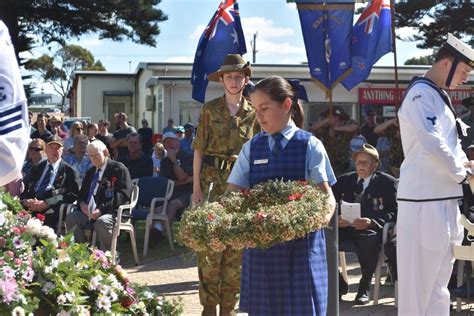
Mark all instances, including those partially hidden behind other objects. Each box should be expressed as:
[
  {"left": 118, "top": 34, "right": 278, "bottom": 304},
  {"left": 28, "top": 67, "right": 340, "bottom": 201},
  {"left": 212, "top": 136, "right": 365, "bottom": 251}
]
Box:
[
  {"left": 65, "top": 140, "right": 132, "bottom": 251},
  {"left": 334, "top": 143, "right": 397, "bottom": 305},
  {"left": 21, "top": 135, "right": 80, "bottom": 230}
]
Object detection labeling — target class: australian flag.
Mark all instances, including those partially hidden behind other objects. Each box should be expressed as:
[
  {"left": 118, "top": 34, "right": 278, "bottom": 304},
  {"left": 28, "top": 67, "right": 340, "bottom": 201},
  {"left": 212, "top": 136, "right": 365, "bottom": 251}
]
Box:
[
  {"left": 295, "top": 1, "right": 354, "bottom": 95},
  {"left": 191, "top": 0, "right": 247, "bottom": 103},
  {"left": 342, "top": 0, "right": 392, "bottom": 90}
]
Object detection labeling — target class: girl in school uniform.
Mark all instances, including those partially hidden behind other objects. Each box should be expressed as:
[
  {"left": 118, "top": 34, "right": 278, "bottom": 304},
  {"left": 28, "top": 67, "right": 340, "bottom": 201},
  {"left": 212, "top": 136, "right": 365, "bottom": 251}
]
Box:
[{"left": 227, "top": 76, "right": 337, "bottom": 315}]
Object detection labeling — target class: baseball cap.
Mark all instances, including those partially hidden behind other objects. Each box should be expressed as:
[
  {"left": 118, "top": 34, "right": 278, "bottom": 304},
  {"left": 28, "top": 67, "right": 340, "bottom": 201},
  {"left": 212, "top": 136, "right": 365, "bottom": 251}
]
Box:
[
  {"left": 184, "top": 123, "right": 195, "bottom": 130},
  {"left": 47, "top": 135, "right": 64, "bottom": 147},
  {"left": 176, "top": 126, "right": 185, "bottom": 133},
  {"left": 163, "top": 132, "right": 177, "bottom": 141}
]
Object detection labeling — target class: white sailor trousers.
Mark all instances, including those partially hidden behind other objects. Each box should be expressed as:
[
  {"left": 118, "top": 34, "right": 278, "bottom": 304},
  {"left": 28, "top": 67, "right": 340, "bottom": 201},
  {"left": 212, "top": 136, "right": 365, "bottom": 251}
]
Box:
[{"left": 397, "top": 199, "right": 463, "bottom": 316}]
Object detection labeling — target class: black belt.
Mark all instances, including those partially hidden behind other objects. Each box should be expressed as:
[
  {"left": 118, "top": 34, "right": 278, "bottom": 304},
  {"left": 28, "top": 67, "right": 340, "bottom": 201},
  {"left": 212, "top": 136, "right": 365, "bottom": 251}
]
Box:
[{"left": 203, "top": 155, "right": 236, "bottom": 172}]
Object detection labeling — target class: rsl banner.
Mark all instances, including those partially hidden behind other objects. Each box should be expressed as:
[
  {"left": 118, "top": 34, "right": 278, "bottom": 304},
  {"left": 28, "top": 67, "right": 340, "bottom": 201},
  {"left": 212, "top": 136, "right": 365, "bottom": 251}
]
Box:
[{"left": 290, "top": 0, "right": 354, "bottom": 96}]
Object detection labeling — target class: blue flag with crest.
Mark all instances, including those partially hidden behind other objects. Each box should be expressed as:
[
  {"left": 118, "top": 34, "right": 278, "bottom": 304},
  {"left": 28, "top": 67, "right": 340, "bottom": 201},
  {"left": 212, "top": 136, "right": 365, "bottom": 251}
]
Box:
[
  {"left": 342, "top": 0, "right": 392, "bottom": 90},
  {"left": 295, "top": 1, "right": 354, "bottom": 96},
  {"left": 191, "top": 0, "right": 247, "bottom": 103}
]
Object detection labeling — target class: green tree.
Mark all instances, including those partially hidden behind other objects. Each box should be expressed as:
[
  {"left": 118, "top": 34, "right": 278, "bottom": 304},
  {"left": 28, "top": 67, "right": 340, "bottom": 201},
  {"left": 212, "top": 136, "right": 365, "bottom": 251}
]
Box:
[
  {"left": 0, "top": 0, "right": 168, "bottom": 62},
  {"left": 395, "top": 1, "right": 473, "bottom": 50},
  {"left": 404, "top": 55, "right": 434, "bottom": 65},
  {"left": 25, "top": 45, "right": 106, "bottom": 108}
]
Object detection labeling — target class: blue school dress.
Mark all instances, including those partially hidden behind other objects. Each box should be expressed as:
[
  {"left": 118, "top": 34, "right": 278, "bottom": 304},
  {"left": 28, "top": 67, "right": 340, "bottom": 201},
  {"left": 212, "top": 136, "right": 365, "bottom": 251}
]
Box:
[{"left": 238, "top": 128, "right": 328, "bottom": 316}]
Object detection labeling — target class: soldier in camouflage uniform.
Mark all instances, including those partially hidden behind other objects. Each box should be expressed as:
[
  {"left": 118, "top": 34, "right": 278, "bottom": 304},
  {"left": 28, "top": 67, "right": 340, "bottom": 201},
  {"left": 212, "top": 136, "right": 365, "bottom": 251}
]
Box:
[
  {"left": 192, "top": 54, "right": 258, "bottom": 316},
  {"left": 311, "top": 107, "right": 358, "bottom": 176}
]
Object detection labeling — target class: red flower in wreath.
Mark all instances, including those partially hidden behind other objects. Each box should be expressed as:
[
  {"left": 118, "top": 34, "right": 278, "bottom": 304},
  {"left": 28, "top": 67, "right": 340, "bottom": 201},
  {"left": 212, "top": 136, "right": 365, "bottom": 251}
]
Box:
[
  {"left": 240, "top": 189, "right": 251, "bottom": 197},
  {"left": 288, "top": 193, "right": 304, "bottom": 201},
  {"left": 255, "top": 211, "right": 268, "bottom": 221},
  {"left": 36, "top": 213, "right": 46, "bottom": 222},
  {"left": 207, "top": 214, "right": 215, "bottom": 222}
]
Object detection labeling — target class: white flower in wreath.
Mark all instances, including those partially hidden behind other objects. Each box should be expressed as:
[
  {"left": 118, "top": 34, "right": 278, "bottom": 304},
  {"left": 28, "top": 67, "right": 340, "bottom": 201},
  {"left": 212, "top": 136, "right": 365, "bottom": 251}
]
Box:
[
  {"left": 2, "top": 266, "right": 15, "bottom": 279},
  {"left": 107, "top": 274, "right": 123, "bottom": 291},
  {"left": 22, "top": 267, "right": 34, "bottom": 282},
  {"left": 109, "top": 290, "right": 118, "bottom": 302},
  {"left": 13, "top": 236, "right": 24, "bottom": 249},
  {"left": 11, "top": 306, "right": 25, "bottom": 316},
  {"left": 89, "top": 275, "right": 102, "bottom": 290},
  {"left": 57, "top": 294, "right": 67, "bottom": 305},
  {"left": 64, "top": 291, "right": 75, "bottom": 303},
  {"left": 73, "top": 305, "right": 89, "bottom": 316},
  {"left": 57, "top": 311, "right": 71, "bottom": 316},
  {"left": 0, "top": 199, "right": 6, "bottom": 212},
  {"left": 40, "top": 225, "right": 57, "bottom": 242},
  {"left": 0, "top": 212, "right": 6, "bottom": 226},
  {"left": 42, "top": 281, "right": 55, "bottom": 293},
  {"left": 25, "top": 218, "right": 42, "bottom": 236},
  {"left": 96, "top": 295, "right": 112, "bottom": 312}
]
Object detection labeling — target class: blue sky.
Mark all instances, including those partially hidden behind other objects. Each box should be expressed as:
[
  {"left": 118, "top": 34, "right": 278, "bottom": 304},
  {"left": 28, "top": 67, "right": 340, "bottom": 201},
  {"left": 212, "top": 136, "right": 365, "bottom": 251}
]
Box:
[{"left": 27, "top": 0, "right": 431, "bottom": 93}]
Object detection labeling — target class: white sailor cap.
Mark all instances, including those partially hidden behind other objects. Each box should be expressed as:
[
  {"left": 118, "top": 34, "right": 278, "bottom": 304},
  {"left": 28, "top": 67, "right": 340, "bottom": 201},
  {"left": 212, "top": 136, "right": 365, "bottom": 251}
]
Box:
[{"left": 443, "top": 33, "right": 474, "bottom": 68}]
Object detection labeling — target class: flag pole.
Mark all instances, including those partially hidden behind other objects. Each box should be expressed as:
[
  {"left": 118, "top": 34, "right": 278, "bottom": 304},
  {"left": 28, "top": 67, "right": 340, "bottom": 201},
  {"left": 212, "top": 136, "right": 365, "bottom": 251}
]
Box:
[{"left": 390, "top": 0, "right": 400, "bottom": 110}]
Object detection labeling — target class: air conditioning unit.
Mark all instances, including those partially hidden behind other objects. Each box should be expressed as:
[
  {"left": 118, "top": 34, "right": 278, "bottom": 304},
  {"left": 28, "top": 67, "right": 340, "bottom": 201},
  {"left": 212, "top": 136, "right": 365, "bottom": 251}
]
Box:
[{"left": 145, "top": 95, "right": 156, "bottom": 111}]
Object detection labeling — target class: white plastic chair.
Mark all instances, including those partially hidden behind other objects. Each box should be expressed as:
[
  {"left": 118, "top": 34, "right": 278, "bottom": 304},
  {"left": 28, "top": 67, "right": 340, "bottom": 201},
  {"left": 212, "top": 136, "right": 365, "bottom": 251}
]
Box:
[
  {"left": 91, "top": 184, "right": 140, "bottom": 265},
  {"left": 133, "top": 177, "right": 175, "bottom": 257},
  {"left": 373, "top": 222, "right": 397, "bottom": 305}
]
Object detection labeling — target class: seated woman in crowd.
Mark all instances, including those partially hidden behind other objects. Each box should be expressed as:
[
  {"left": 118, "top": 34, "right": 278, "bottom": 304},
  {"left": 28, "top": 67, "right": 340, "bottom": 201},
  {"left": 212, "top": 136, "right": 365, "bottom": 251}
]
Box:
[
  {"left": 63, "top": 134, "right": 92, "bottom": 181},
  {"left": 63, "top": 121, "right": 84, "bottom": 154},
  {"left": 22, "top": 138, "right": 46, "bottom": 181}
]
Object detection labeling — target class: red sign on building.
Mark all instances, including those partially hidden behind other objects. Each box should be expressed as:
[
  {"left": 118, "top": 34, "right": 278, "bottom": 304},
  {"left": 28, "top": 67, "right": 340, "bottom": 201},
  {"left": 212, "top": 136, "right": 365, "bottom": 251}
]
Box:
[{"left": 359, "top": 87, "right": 472, "bottom": 105}]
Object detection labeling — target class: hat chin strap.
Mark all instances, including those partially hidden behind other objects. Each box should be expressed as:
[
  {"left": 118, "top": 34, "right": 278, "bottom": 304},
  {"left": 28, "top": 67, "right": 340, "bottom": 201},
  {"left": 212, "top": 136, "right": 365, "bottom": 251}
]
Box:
[
  {"left": 445, "top": 58, "right": 459, "bottom": 88},
  {"left": 222, "top": 80, "right": 245, "bottom": 96}
]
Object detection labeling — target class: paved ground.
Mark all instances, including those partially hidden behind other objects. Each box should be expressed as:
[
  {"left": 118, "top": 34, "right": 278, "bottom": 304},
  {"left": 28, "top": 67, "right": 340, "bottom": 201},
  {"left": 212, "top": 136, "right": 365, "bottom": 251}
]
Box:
[{"left": 126, "top": 251, "right": 474, "bottom": 315}]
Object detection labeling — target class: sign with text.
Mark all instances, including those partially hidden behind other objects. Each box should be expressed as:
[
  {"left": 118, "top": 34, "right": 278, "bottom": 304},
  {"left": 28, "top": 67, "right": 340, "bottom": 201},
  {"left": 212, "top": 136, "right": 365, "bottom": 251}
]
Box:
[{"left": 359, "top": 87, "right": 473, "bottom": 105}]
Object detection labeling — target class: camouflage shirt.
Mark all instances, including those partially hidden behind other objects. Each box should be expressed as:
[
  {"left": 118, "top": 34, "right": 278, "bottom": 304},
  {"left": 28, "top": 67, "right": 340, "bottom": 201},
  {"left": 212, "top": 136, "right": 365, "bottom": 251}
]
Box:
[
  {"left": 193, "top": 96, "right": 258, "bottom": 199},
  {"left": 193, "top": 96, "right": 257, "bottom": 158}
]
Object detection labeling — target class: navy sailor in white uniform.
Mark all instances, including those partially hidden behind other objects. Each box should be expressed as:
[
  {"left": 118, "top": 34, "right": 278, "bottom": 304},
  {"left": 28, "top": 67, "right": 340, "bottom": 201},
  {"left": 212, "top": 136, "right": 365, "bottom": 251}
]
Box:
[{"left": 397, "top": 34, "right": 474, "bottom": 315}]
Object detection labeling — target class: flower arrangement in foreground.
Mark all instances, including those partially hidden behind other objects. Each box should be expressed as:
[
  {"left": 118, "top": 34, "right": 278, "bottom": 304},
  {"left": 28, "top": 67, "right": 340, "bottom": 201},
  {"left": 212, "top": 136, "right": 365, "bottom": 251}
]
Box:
[
  {"left": 178, "top": 179, "right": 331, "bottom": 252},
  {"left": 0, "top": 191, "right": 183, "bottom": 315}
]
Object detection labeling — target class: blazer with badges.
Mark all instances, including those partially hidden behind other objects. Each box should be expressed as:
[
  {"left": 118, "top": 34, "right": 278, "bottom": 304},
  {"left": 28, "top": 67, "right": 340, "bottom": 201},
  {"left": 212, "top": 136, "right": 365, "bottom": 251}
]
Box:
[
  {"left": 79, "top": 159, "right": 132, "bottom": 216},
  {"left": 398, "top": 81, "right": 468, "bottom": 201},
  {"left": 334, "top": 171, "right": 398, "bottom": 232},
  {"left": 21, "top": 159, "right": 80, "bottom": 210}
]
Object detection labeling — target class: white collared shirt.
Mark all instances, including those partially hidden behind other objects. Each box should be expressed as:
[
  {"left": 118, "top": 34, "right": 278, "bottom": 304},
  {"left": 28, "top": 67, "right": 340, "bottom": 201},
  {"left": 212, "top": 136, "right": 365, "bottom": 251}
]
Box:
[{"left": 35, "top": 159, "right": 62, "bottom": 192}]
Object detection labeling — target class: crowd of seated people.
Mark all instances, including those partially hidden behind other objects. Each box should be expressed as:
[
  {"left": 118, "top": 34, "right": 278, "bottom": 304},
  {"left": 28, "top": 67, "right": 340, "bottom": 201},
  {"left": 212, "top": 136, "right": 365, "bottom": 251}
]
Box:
[{"left": 8, "top": 112, "right": 196, "bottom": 253}]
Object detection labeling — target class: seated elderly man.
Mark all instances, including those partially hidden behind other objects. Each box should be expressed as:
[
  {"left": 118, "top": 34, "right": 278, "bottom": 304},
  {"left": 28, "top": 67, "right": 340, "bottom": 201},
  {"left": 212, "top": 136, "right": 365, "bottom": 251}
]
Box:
[
  {"left": 334, "top": 143, "right": 397, "bottom": 305},
  {"left": 20, "top": 135, "right": 80, "bottom": 230},
  {"left": 151, "top": 132, "right": 193, "bottom": 236},
  {"left": 65, "top": 140, "right": 132, "bottom": 251}
]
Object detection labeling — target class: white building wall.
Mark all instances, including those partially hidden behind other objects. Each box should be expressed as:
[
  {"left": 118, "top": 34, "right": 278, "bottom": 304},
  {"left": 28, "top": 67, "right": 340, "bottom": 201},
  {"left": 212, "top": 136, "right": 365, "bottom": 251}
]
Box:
[{"left": 76, "top": 75, "right": 135, "bottom": 125}]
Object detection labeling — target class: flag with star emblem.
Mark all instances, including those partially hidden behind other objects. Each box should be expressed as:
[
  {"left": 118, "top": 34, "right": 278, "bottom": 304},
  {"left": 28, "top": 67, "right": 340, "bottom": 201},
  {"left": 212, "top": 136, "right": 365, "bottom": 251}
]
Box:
[
  {"left": 295, "top": 1, "right": 354, "bottom": 95},
  {"left": 191, "top": 0, "right": 247, "bottom": 103},
  {"left": 342, "top": 0, "right": 392, "bottom": 90}
]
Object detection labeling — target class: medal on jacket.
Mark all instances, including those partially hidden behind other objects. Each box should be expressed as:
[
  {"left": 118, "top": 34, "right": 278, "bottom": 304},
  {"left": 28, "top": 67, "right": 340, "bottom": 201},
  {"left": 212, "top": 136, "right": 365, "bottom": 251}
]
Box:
[
  {"left": 378, "top": 197, "right": 384, "bottom": 210},
  {"left": 373, "top": 198, "right": 378, "bottom": 211}
]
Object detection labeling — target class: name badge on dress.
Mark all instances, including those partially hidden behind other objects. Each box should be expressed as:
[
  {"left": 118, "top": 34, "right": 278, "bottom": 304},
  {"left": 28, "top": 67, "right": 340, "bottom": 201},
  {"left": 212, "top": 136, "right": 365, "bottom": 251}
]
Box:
[{"left": 253, "top": 159, "right": 269, "bottom": 165}]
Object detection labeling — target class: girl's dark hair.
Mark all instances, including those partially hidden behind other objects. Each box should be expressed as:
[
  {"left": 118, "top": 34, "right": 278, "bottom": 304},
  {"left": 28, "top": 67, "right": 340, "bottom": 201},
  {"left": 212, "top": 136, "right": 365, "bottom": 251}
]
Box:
[{"left": 252, "top": 75, "right": 304, "bottom": 128}]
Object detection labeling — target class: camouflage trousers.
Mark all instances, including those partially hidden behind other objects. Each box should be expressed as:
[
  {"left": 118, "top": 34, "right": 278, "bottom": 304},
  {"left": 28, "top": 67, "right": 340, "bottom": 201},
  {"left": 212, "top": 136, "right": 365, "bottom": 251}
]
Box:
[
  {"left": 200, "top": 164, "right": 231, "bottom": 202},
  {"left": 198, "top": 248, "right": 243, "bottom": 308}
]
